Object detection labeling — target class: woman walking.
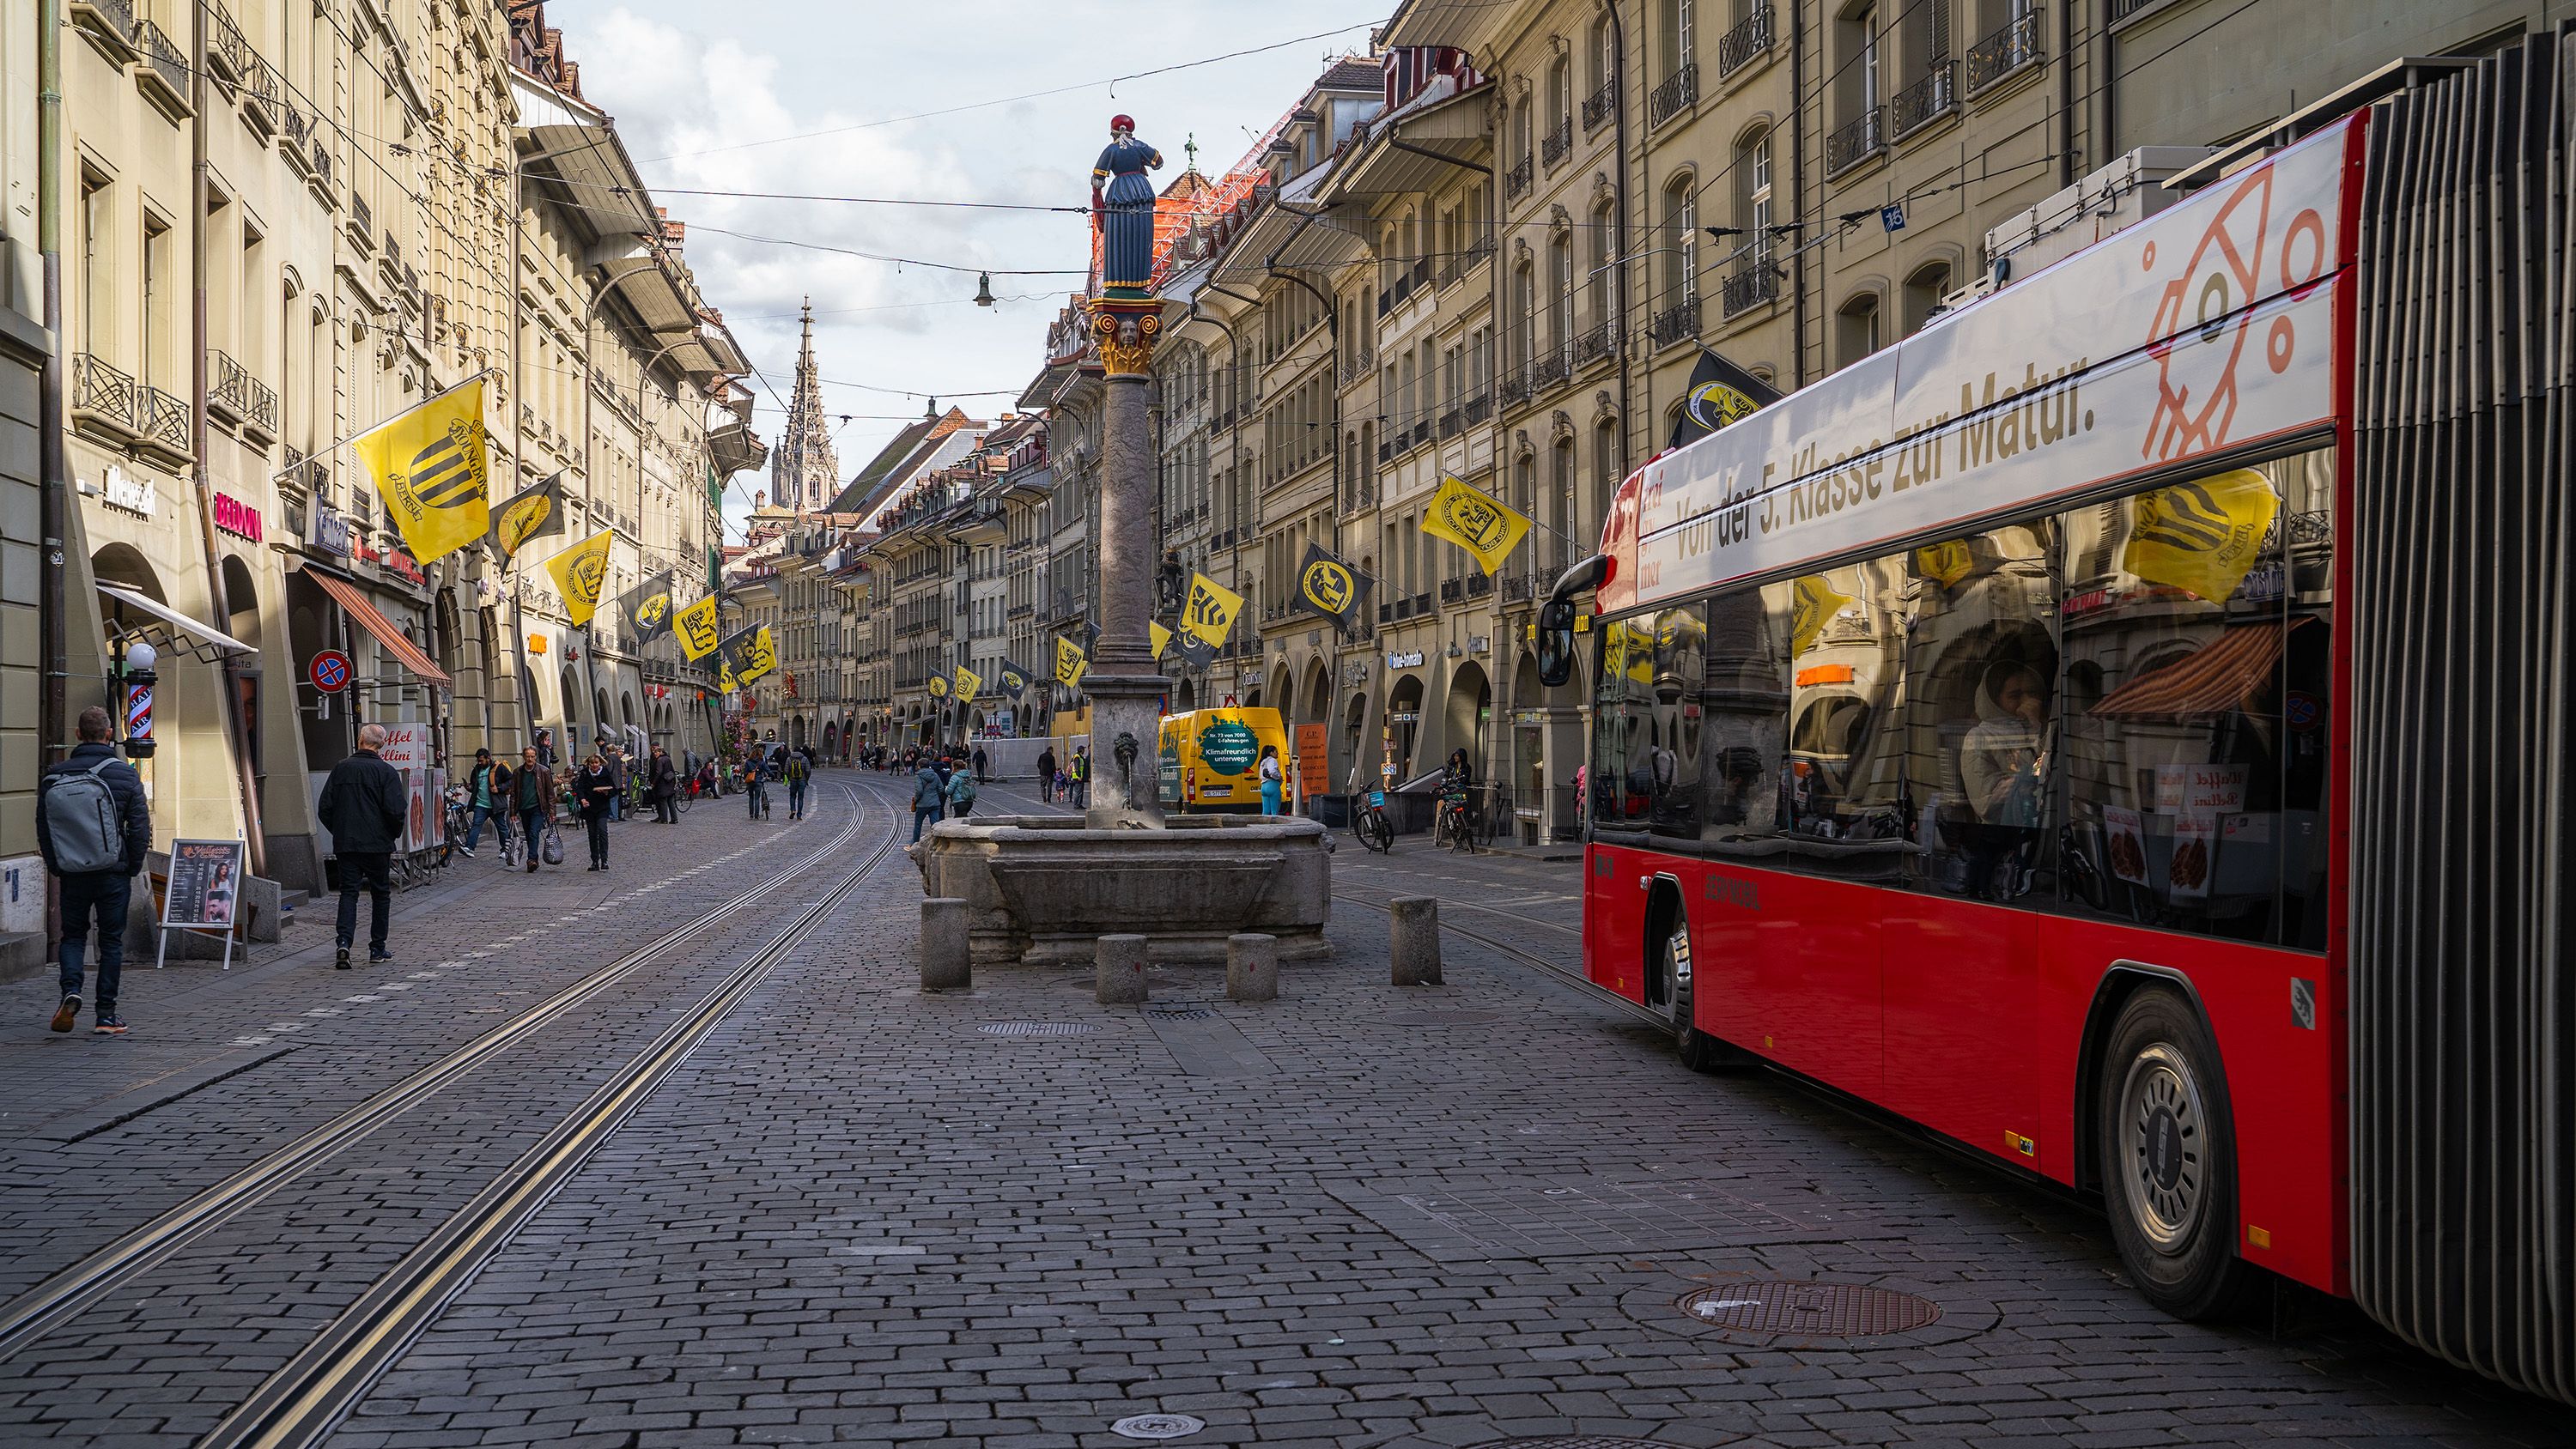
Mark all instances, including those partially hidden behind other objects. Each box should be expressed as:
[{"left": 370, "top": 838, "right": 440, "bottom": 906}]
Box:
[
  {"left": 576, "top": 754, "right": 618, "bottom": 870},
  {"left": 514, "top": 748, "right": 552, "bottom": 873},
  {"left": 1259, "top": 744, "right": 1283, "bottom": 815}
]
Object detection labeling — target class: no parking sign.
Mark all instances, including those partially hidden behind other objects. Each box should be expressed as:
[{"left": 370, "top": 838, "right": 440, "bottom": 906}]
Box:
[{"left": 310, "top": 649, "right": 352, "bottom": 694}]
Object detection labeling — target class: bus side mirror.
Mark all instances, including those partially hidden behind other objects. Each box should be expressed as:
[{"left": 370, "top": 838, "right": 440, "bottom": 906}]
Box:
[{"left": 1537, "top": 600, "right": 1577, "bottom": 687}]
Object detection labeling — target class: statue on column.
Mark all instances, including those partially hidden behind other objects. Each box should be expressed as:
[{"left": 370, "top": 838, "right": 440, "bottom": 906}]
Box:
[{"left": 1093, "top": 114, "right": 1163, "bottom": 300}]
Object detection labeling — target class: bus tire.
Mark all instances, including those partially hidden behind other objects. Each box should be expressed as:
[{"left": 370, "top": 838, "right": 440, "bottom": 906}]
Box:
[
  {"left": 2097, "top": 986, "right": 2263, "bottom": 1321},
  {"left": 1662, "top": 928, "right": 1746, "bottom": 1074}
]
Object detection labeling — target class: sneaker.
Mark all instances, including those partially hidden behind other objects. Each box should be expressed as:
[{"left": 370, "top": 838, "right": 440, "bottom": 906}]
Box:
[
  {"left": 459, "top": 845, "right": 475, "bottom": 858},
  {"left": 92, "top": 1016, "right": 126, "bottom": 1035},
  {"left": 369, "top": 949, "right": 395, "bottom": 965},
  {"left": 50, "top": 994, "right": 78, "bottom": 1033},
  {"left": 336, "top": 946, "right": 351, "bottom": 970}
]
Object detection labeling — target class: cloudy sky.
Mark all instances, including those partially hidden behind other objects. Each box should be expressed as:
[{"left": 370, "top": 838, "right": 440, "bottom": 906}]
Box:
[{"left": 568, "top": 1, "right": 1382, "bottom": 539}]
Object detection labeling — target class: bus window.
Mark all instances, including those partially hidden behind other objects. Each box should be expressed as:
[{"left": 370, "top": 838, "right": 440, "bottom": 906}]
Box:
[
  {"left": 1905, "top": 522, "right": 2060, "bottom": 900},
  {"left": 2054, "top": 446, "right": 2330, "bottom": 947},
  {"left": 1590, "top": 603, "right": 1705, "bottom": 834}
]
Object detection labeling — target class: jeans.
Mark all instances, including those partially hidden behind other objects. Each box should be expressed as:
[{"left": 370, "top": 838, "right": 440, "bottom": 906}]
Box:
[
  {"left": 787, "top": 781, "right": 809, "bottom": 817},
  {"left": 749, "top": 779, "right": 769, "bottom": 818},
  {"left": 609, "top": 791, "right": 624, "bottom": 822},
  {"left": 516, "top": 806, "right": 548, "bottom": 862},
  {"left": 911, "top": 805, "right": 940, "bottom": 841},
  {"left": 336, "top": 851, "right": 392, "bottom": 952},
  {"left": 466, "top": 803, "right": 508, "bottom": 849},
  {"left": 58, "top": 875, "right": 130, "bottom": 1014},
  {"left": 586, "top": 815, "right": 610, "bottom": 866}
]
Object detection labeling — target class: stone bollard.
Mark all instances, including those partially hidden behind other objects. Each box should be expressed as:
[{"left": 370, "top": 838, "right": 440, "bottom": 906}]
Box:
[
  {"left": 920, "top": 898, "right": 970, "bottom": 991},
  {"left": 1227, "top": 932, "right": 1279, "bottom": 1002},
  {"left": 1389, "top": 896, "right": 1442, "bottom": 985},
  {"left": 1097, "top": 934, "right": 1150, "bottom": 1004}
]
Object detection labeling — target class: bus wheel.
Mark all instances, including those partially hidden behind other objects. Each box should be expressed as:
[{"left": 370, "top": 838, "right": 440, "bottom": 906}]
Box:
[
  {"left": 1665, "top": 927, "right": 1741, "bottom": 1074},
  {"left": 2098, "top": 987, "right": 2262, "bottom": 1321}
]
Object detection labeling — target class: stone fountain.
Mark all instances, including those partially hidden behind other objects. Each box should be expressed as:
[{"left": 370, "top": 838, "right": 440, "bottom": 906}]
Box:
[{"left": 918, "top": 112, "right": 1329, "bottom": 972}]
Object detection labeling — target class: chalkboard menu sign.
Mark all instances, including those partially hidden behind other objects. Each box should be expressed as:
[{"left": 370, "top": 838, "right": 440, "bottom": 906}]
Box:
[{"left": 164, "top": 840, "right": 244, "bottom": 927}]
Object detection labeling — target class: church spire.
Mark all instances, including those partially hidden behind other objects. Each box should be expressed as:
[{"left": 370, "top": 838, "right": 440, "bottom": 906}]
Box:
[{"left": 769, "top": 297, "right": 840, "bottom": 514}]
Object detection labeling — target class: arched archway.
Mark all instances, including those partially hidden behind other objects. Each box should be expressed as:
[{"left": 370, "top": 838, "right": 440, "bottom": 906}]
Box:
[
  {"left": 1443, "top": 659, "right": 1492, "bottom": 781},
  {"left": 220, "top": 555, "right": 260, "bottom": 645},
  {"left": 91, "top": 543, "right": 165, "bottom": 603},
  {"left": 1387, "top": 673, "right": 1425, "bottom": 780},
  {"left": 560, "top": 666, "right": 583, "bottom": 741},
  {"left": 1176, "top": 678, "right": 1198, "bottom": 712}
]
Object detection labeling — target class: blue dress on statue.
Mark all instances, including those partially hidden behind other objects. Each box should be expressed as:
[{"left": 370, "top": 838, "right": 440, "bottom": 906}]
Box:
[{"left": 1095, "top": 136, "right": 1163, "bottom": 289}]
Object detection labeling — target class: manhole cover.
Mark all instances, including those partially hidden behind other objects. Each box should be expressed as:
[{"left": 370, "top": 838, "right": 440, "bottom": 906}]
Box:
[
  {"left": 1110, "top": 1413, "right": 1206, "bottom": 1440},
  {"left": 1376, "top": 1009, "right": 1507, "bottom": 1027},
  {"left": 978, "top": 1022, "right": 1099, "bottom": 1037},
  {"left": 1677, "top": 1281, "right": 1940, "bottom": 1336}
]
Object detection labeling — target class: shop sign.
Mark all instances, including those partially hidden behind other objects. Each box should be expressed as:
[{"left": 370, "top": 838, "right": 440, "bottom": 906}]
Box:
[
  {"left": 213, "top": 492, "right": 264, "bottom": 543},
  {"left": 380, "top": 549, "right": 426, "bottom": 587},
  {"left": 101, "top": 464, "right": 157, "bottom": 519},
  {"left": 1513, "top": 710, "right": 1549, "bottom": 724},
  {"left": 1388, "top": 711, "right": 1422, "bottom": 724},
  {"left": 1387, "top": 650, "right": 1425, "bottom": 670},
  {"left": 528, "top": 634, "right": 549, "bottom": 655},
  {"left": 308, "top": 502, "right": 354, "bottom": 557}
]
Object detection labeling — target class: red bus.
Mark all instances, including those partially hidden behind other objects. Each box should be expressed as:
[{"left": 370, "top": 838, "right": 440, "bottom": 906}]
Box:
[{"left": 1539, "top": 48, "right": 2574, "bottom": 1405}]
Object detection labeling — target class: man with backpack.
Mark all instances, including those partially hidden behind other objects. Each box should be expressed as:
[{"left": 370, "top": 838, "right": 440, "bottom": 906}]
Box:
[
  {"left": 783, "top": 749, "right": 811, "bottom": 820},
  {"left": 36, "top": 706, "right": 152, "bottom": 1034},
  {"left": 947, "top": 764, "right": 979, "bottom": 818},
  {"left": 317, "top": 722, "right": 410, "bottom": 968},
  {"left": 909, "top": 761, "right": 946, "bottom": 841}
]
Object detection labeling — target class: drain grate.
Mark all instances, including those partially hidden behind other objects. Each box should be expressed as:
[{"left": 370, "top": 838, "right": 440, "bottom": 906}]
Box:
[
  {"left": 978, "top": 1022, "right": 1099, "bottom": 1037},
  {"left": 1145, "top": 1004, "right": 1218, "bottom": 1021},
  {"left": 1109, "top": 1412, "right": 1206, "bottom": 1440},
  {"left": 1376, "top": 1009, "right": 1508, "bottom": 1027},
  {"left": 1477, "top": 1439, "right": 1674, "bottom": 1449},
  {"left": 1677, "top": 1281, "right": 1940, "bottom": 1336}
]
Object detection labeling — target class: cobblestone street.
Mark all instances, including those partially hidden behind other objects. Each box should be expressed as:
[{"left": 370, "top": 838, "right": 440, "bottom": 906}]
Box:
[{"left": 0, "top": 773, "right": 2561, "bottom": 1447}]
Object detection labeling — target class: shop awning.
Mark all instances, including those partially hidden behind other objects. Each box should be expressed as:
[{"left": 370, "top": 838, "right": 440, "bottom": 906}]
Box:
[
  {"left": 306, "top": 570, "right": 454, "bottom": 688},
  {"left": 96, "top": 583, "right": 258, "bottom": 664},
  {"left": 2089, "top": 618, "right": 2313, "bottom": 718}
]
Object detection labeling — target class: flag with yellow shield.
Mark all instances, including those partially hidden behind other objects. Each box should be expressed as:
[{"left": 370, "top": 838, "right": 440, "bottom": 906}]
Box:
[
  {"left": 353, "top": 379, "right": 491, "bottom": 564},
  {"left": 488, "top": 471, "right": 566, "bottom": 566},
  {"left": 614, "top": 569, "right": 677, "bottom": 644},
  {"left": 955, "top": 664, "right": 982, "bottom": 700},
  {"left": 2123, "top": 469, "right": 2280, "bottom": 602},
  {"left": 1054, "top": 635, "right": 1087, "bottom": 688},
  {"left": 1294, "top": 542, "right": 1374, "bottom": 632},
  {"left": 1421, "top": 476, "right": 1532, "bottom": 576},
  {"left": 674, "top": 593, "right": 724, "bottom": 662},
  {"left": 543, "top": 530, "right": 614, "bottom": 627},
  {"left": 719, "top": 624, "right": 777, "bottom": 686},
  {"left": 927, "top": 674, "right": 950, "bottom": 700},
  {"left": 1149, "top": 621, "right": 1172, "bottom": 659}
]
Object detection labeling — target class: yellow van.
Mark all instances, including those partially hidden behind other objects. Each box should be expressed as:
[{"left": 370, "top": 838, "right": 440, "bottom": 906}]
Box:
[{"left": 1157, "top": 708, "right": 1290, "bottom": 814}]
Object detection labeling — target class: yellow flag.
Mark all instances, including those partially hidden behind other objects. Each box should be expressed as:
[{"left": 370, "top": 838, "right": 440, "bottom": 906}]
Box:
[
  {"left": 733, "top": 625, "right": 778, "bottom": 685},
  {"left": 927, "top": 673, "right": 950, "bottom": 699},
  {"left": 352, "top": 379, "right": 490, "bottom": 564},
  {"left": 956, "top": 664, "right": 982, "bottom": 699},
  {"left": 1787, "top": 575, "right": 1854, "bottom": 657},
  {"left": 1421, "top": 475, "right": 1531, "bottom": 576},
  {"left": 2124, "top": 469, "right": 2280, "bottom": 602},
  {"left": 1149, "top": 621, "right": 1172, "bottom": 658},
  {"left": 674, "top": 594, "right": 723, "bottom": 661},
  {"left": 717, "top": 658, "right": 737, "bottom": 693},
  {"left": 1179, "top": 572, "right": 1243, "bottom": 647},
  {"left": 543, "top": 530, "right": 614, "bottom": 627},
  {"left": 1054, "top": 635, "right": 1087, "bottom": 687}
]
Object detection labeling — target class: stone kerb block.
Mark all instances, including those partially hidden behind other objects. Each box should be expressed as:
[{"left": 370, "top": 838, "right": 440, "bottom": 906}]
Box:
[
  {"left": 1227, "top": 932, "right": 1279, "bottom": 1002},
  {"left": 1097, "top": 933, "right": 1149, "bottom": 1003},
  {"left": 1389, "top": 896, "right": 1442, "bottom": 985},
  {"left": 920, "top": 898, "right": 970, "bottom": 991}
]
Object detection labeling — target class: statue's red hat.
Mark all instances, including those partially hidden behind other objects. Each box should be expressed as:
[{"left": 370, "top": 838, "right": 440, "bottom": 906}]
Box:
[{"left": 1111, "top": 113, "right": 1135, "bottom": 133}]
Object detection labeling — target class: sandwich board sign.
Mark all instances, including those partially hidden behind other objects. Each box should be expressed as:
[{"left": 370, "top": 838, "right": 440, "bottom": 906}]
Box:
[{"left": 158, "top": 838, "right": 246, "bottom": 970}]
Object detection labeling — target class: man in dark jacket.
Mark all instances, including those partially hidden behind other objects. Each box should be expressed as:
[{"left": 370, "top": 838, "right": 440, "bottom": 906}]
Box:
[
  {"left": 648, "top": 745, "right": 679, "bottom": 823},
  {"left": 1037, "top": 745, "right": 1058, "bottom": 803},
  {"left": 464, "top": 748, "right": 513, "bottom": 857},
  {"left": 317, "top": 722, "right": 409, "bottom": 969},
  {"left": 36, "top": 706, "right": 152, "bottom": 1034}
]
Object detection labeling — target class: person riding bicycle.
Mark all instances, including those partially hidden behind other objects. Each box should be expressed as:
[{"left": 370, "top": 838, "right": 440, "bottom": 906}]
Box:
[{"left": 1440, "top": 748, "right": 1475, "bottom": 843}]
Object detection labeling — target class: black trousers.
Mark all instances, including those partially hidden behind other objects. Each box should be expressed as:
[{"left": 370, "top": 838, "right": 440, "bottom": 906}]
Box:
[
  {"left": 654, "top": 793, "right": 677, "bottom": 823},
  {"left": 586, "top": 815, "right": 610, "bottom": 866},
  {"left": 337, "top": 851, "right": 392, "bottom": 951}
]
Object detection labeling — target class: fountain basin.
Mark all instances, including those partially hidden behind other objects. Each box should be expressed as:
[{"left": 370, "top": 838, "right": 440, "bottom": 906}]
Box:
[{"left": 918, "top": 813, "right": 1332, "bottom": 967}]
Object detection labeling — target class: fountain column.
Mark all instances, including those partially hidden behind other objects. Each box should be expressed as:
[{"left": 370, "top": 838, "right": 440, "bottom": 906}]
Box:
[{"left": 1081, "top": 302, "right": 1168, "bottom": 829}]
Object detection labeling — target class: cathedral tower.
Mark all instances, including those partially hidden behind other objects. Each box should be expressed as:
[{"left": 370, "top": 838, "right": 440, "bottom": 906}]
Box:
[{"left": 769, "top": 300, "right": 840, "bottom": 513}]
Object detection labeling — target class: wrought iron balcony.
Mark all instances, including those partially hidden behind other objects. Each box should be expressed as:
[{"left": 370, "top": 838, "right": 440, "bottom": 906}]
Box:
[
  {"left": 1498, "top": 369, "right": 1532, "bottom": 410},
  {"left": 1583, "top": 78, "right": 1617, "bottom": 131},
  {"left": 71, "top": 354, "right": 136, "bottom": 433},
  {"left": 1649, "top": 63, "right": 1698, "bottom": 127},
  {"left": 1504, "top": 154, "right": 1534, "bottom": 201},
  {"left": 1531, "top": 352, "right": 1571, "bottom": 392},
  {"left": 1463, "top": 391, "right": 1492, "bottom": 426},
  {"left": 1440, "top": 577, "right": 1463, "bottom": 604},
  {"left": 1572, "top": 320, "right": 1618, "bottom": 366},
  {"left": 208, "top": 349, "right": 278, "bottom": 435},
  {"left": 1720, "top": 5, "right": 1777, "bottom": 76},
  {"left": 1394, "top": 597, "right": 1413, "bottom": 621},
  {"left": 206, "top": 3, "right": 252, "bottom": 84},
  {"left": 311, "top": 139, "right": 332, "bottom": 189},
  {"left": 1501, "top": 572, "right": 1537, "bottom": 603},
  {"left": 1438, "top": 407, "right": 1462, "bottom": 440},
  {"left": 1892, "top": 62, "right": 1958, "bottom": 137},
  {"left": 137, "top": 385, "right": 191, "bottom": 458},
  {"left": 1413, "top": 591, "right": 1432, "bottom": 615},
  {"left": 1826, "top": 106, "right": 1886, "bottom": 177},
  {"left": 1721, "top": 263, "right": 1783, "bottom": 318},
  {"left": 1466, "top": 572, "right": 1492, "bottom": 597},
  {"left": 351, "top": 193, "right": 374, "bottom": 248},
  {"left": 1540, "top": 118, "right": 1572, "bottom": 169},
  {"left": 1648, "top": 297, "right": 1703, "bottom": 349},
  {"left": 134, "top": 19, "right": 188, "bottom": 107},
  {"left": 1377, "top": 440, "right": 1392, "bottom": 464},
  {"left": 70, "top": 0, "right": 136, "bottom": 58},
  {"left": 1967, "top": 10, "right": 2044, "bottom": 94}
]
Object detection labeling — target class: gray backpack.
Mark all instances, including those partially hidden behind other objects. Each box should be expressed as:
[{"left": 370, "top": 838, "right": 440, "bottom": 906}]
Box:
[{"left": 45, "top": 761, "right": 125, "bottom": 875}]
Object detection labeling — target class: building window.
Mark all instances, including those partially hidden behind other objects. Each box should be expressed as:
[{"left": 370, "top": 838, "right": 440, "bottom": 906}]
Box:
[
  {"left": 1904, "top": 261, "right": 1953, "bottom": 333},
  {"left": 1665, "top": 182, "right": 1697, "bottom": 303},
  {"left": 1838, "top": 293, "right": 1883, "bottom": 366}
]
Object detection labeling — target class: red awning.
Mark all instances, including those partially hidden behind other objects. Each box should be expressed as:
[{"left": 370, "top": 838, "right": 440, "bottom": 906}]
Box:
[
  {"left": 307, "top": 569, "right": 454, "bottom": 688},
  {"left": 2089, "top": 617, "right": 2312, "bottom": 718}
]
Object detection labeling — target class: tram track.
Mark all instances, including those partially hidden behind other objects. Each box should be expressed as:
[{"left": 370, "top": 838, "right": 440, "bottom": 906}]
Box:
[
  {"left": 195, "top": 775, "right": 914, "bottom": 1448},
  {"left": 1328, "top": 886, "right": 1669, "bottom": 1030},
  {"left": 0, "top": 783, "right": 884, "bottom": 1369}
]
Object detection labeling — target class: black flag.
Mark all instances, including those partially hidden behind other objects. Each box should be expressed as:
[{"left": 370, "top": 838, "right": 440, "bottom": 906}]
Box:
[
  {"left": 1668, "top": 347, "right": 1784, "bottom": 451},
  {"left": 1292, "top": 542, "right": 1374, "bottom": 633},
  {"left": 997, "top": 660, "right": 1032, "bottom": 700},
  {"left": 614, "top": 569, "right": 677, "bottom": 644}
]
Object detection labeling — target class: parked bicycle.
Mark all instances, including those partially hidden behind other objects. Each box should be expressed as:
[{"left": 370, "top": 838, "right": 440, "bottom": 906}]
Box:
[
  {"left": 1435, "top": 786, "right": 1479, "bottom": 853},
  {"left": 1352, "top": 788, "right": 1395, "bottom": 854}
]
